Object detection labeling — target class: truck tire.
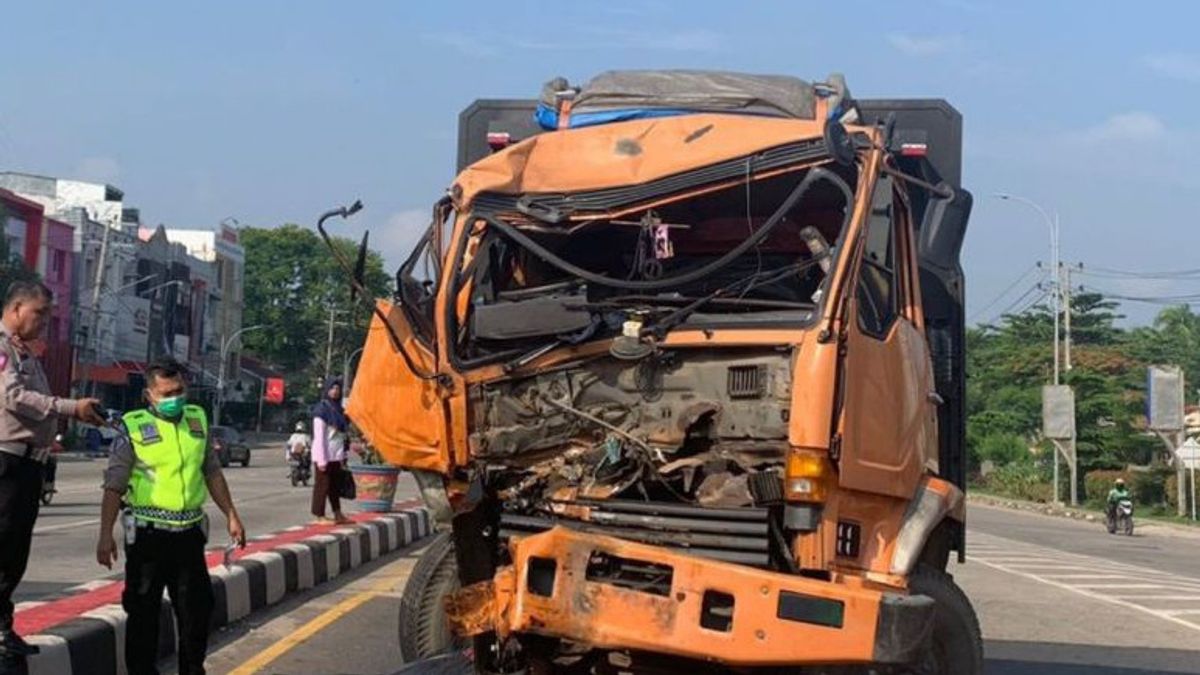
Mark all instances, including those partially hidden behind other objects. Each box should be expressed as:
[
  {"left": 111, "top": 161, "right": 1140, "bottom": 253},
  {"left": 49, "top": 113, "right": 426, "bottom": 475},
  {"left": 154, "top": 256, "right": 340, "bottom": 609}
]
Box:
[
  {"left": 399, "top": 532, "right": 466, "bottom": 663},
  {"left": 908, "top": 564, "right": 983, "bottom": 675}
]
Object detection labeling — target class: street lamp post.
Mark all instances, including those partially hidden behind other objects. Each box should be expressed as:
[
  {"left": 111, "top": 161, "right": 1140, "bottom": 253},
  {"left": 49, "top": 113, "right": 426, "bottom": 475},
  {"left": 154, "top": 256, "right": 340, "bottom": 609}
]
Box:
[
  {"left": 214, "top": 324, "right": 263, "bottom": 428},
  {"left": 342, "top": 346, "right": 365, "bottom": 401},
  {"left": 994, "top": 194, "right": 1061, "bottom": 385},
  {"left": 240, "top": 369, "right": 267, "bottom": 433},
  {"left": 995, "top": 193, "right": 1074, "bottom": 504}
]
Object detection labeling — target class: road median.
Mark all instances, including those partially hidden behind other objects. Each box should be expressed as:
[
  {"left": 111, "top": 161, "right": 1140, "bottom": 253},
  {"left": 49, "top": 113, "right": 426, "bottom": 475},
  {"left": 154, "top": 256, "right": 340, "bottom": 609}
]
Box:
[{"left": 17, "top": 506, "right": 431, "bottom": 675}]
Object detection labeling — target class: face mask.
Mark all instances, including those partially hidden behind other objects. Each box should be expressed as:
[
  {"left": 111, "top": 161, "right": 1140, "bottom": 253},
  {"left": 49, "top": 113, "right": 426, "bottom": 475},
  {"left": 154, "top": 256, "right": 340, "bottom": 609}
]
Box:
[{"left": 154, "top": 395, "right": 186, "bottom": 418}]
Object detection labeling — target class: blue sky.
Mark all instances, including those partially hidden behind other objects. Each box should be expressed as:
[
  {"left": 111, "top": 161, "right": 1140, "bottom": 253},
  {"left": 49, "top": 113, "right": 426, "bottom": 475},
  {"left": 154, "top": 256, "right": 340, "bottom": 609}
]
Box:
[{"left": 2, "top": 1, "right": 1198, "bottom": 325}]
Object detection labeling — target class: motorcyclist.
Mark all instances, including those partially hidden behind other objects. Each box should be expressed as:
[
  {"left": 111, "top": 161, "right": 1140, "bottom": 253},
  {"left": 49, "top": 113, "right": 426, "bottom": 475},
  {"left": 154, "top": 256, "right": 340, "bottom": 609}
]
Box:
[
  {"left": 287, "top": 422, "right": 310, "bottom": 458},
  {"left": 286, "top": 422, "right": 311, "bottom": 475},
  {"left": 1106, "top": 478, "right": 1131, "bottom": 519}
]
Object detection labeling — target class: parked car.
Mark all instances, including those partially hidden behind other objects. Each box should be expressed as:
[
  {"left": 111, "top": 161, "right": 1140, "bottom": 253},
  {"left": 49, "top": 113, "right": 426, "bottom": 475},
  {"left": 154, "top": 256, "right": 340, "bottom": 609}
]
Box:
[{"left": 211, "top": 425, "right": 251, "bottom": 467}]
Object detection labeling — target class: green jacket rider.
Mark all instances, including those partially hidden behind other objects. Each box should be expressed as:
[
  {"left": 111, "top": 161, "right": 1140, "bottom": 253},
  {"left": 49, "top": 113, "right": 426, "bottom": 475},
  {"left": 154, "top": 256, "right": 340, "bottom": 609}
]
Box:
[{"left": 1106, "top": 479, "right": 1131, "bottom": 507}]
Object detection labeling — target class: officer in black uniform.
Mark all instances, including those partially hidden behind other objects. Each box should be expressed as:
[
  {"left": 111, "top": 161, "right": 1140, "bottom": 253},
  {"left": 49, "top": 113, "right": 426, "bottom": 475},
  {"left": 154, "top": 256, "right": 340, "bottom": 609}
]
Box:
[{"left": 0, "top": 281, "right": 103, "bottom": 661}]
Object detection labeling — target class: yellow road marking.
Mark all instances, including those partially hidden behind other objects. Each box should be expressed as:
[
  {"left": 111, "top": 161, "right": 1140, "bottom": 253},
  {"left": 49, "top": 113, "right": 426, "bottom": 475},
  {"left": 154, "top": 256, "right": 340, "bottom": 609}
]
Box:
[{"left": 227, "top": 570, "right": 409, "bottom": 675}]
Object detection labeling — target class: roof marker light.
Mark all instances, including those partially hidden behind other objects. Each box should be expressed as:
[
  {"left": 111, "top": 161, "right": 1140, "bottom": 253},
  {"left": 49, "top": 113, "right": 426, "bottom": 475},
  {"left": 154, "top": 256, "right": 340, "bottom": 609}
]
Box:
[{"left": 487, "top": 132, "right": 512, "bottom": 151}]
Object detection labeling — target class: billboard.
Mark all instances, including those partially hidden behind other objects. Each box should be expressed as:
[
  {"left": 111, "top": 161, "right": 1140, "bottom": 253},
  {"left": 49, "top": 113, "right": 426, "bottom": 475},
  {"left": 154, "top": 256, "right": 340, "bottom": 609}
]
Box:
[
  {"left": 265, "top": 377, "right": 285, "bottom": 404},
  {"left": 1042, "top": 385, "right": 1075, "bottom": 440},
  {"left": 1147, "top": 365, "right": 1185, "bottom": 431}
]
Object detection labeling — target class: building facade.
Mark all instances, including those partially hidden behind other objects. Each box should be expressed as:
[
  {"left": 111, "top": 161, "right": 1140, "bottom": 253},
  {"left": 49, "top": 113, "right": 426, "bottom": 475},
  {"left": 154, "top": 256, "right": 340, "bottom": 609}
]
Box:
[
  {"left": 162, "top": 225, "right": 245, "bottom": 386},
  {"left": 0, "top": 187, "right": 77, "bottom": 396}
]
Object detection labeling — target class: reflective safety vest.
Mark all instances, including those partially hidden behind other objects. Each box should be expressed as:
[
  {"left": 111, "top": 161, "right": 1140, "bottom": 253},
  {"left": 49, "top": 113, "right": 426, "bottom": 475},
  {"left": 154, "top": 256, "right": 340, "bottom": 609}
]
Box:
[{"left": 123, "top": 405, "right": 210, "bottom": 527}]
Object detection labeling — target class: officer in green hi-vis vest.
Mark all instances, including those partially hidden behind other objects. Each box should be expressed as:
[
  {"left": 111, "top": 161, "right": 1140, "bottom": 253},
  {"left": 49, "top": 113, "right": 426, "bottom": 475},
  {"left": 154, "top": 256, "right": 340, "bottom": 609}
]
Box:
[{"left": 96, "top": 358, "right": 245, "bottom": 675}]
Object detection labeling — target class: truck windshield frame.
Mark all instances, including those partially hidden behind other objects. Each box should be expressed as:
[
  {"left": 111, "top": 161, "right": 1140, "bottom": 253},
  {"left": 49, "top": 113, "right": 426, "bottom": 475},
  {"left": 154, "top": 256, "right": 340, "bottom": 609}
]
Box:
[{"left": 442, "top": 158, "right": 860, "bottom": 371}]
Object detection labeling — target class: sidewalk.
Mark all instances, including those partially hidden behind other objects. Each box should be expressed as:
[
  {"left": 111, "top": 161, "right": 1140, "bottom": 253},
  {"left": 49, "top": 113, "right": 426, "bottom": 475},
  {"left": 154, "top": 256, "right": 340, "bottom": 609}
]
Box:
[{"left": 15, "top": 504, "right": 431, "bottom": 675}]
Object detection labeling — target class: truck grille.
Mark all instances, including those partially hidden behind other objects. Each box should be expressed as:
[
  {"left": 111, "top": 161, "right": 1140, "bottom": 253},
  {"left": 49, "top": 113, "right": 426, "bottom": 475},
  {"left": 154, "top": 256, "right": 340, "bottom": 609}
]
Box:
[{"left": 500, "top": 500, "right": 770, "bottom": 567}]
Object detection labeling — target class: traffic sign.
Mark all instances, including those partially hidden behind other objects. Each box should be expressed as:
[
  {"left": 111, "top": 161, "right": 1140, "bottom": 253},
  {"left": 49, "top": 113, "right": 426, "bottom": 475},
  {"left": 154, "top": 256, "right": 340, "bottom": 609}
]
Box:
[{"left": 1176, "top": 437, "right": 1200, "bottom": 470}]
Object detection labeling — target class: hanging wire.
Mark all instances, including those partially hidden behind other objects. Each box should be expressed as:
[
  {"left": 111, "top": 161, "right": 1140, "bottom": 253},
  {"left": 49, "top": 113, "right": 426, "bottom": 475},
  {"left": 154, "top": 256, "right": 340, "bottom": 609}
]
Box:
[
  {"left": 969, "top": 263, "right": 1040, "bottom": 323},
  {"left": 980, "top": 279, "right": 1047, "bottom": 325}
]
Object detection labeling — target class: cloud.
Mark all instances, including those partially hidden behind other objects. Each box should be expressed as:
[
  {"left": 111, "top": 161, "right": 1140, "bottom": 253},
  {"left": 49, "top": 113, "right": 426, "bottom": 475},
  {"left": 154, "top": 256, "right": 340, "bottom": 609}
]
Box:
[
  {"left": 1075, "top": 111, "right": 1167, "bottom": 143},
  {"left": 73, "top": 156, "right": 121, "bottom": 183},
  {"left": 429, "top": 27, "right": 722, "bottom": 58},
  {"left": 1144, "top": 53, "right": 1200, "bottom": 84},
  {"left": 421, "top": 32, "right": 499, "bottom": 59},
  {"left": 887, "top": 33, "right": 965, "bottom": 57}
]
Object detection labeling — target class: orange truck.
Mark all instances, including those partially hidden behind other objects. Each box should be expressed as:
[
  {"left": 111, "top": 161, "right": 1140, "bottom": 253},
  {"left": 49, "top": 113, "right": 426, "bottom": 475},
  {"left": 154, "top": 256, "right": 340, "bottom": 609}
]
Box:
[{"left": 344, "top": 71, "right": 979, "bottom": 674}]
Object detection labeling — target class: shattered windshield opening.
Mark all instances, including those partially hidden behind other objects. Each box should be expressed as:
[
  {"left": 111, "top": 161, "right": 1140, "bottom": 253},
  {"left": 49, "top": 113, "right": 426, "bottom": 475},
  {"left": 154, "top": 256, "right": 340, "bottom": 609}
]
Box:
[{"left": 455, "top": 164, "right": 857, "bottom": 365}]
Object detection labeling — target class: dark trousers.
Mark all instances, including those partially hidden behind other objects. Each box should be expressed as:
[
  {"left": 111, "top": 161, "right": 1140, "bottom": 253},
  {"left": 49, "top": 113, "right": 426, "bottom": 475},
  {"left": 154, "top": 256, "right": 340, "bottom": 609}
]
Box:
[
  {"left": 0, "top": 453, "right": 42, "bottom": 631},
  {"left": 311, "top": 460, "right": 343, "bottom": 517},
  {"left": 122, "top": 526, "right": 214, "bottom": 675},
  {"left": 43, "top": 456, "right": 56, "bottom": 486}
]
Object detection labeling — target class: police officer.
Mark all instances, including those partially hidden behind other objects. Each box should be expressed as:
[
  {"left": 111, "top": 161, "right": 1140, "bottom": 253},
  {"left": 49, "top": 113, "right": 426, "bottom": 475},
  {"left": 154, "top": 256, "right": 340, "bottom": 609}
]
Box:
[
  {"left": 0, "top": 281, "right": 103, "bottom": 658},
  {"left": 96, "top": 358, "right": 245, "bottom": 675}
]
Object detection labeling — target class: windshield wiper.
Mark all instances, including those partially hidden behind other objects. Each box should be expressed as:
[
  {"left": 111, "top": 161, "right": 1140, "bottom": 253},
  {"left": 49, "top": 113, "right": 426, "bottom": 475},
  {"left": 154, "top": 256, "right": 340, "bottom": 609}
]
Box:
[
  {"left": 589, "top": 295, "right": 813, "bottom": 311},
  {"left": 643, "top": 257, "right": 825, "bottom": 340}
]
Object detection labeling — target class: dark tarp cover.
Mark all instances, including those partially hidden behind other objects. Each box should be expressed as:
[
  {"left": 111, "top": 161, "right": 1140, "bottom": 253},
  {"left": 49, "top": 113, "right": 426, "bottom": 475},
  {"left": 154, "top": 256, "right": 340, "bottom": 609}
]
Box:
[{"left": 537, "top": 70, "right": 822, "bottom": 129}]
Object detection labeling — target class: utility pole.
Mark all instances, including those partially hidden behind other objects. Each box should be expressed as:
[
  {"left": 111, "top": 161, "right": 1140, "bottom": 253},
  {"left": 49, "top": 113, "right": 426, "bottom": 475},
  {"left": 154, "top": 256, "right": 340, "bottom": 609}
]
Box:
[
  {"left": 323, "top": 307, "right": 346, "bottom": 383},
  {"left": 84, "top": 223, "right": 112, "bottom": 398},
  {"left": 214, "top": 324, "right": 263, "bottom": 428},
  {"left": 1062, "top": 262, "right": 1071, "bottom": 374}
]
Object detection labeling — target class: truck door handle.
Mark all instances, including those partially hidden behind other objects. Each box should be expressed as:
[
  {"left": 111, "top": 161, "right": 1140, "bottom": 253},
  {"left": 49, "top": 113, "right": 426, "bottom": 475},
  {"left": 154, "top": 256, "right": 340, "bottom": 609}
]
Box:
[{"left": 927, "top": 391, "right": 944, "bottom": 406}]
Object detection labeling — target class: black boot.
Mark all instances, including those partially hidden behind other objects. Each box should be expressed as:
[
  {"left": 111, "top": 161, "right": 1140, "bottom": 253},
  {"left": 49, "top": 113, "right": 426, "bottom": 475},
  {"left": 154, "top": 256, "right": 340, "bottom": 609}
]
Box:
[{"left": 0, "top": 631, "right": 39, "bottom": 656}]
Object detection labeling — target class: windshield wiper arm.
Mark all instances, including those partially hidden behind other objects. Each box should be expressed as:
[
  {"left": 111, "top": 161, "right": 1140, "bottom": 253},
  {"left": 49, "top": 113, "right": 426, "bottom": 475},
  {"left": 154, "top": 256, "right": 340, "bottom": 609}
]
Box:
[{"left": 643, "top": 257, "right": 825, "bottom": 340}]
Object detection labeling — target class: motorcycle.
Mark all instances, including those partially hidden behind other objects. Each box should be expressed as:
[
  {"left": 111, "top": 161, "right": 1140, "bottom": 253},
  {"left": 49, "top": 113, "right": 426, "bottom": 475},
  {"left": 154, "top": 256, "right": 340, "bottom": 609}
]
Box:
[
  {"left": 288, "top": 448, "right": 312, "bottom": 487},
  {"left": 42, "top": 434, "right": 63, "bottom": 505},
  {"left": 1107, "top": 498, "right": 1134, "bottom": 536}
]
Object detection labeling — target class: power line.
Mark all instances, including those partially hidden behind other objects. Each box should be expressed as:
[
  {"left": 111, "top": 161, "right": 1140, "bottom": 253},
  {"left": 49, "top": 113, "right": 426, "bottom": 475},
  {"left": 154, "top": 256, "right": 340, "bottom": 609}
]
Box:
[
  {"left": 982, "top": 280, "right": 1046, "bottom": 325},
  {"left": 1081, "top": 284, "right": 1200, "bottom": 306},
  {"left": 1078, "top": 266, "right": 1200, "bottom": 280},
  {"left": 1010, "top": 288, "right": 1050, "bottom": 318},
  {"left": 968, "top": 263, "right": 1039, "bottom": 323}
]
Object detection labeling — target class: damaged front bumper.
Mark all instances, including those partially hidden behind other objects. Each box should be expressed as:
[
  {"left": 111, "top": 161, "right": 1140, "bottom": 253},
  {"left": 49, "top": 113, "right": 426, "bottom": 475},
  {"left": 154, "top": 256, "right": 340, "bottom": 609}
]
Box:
[{"left": 445, "top": 526, "right": 933, "bottom": 667}]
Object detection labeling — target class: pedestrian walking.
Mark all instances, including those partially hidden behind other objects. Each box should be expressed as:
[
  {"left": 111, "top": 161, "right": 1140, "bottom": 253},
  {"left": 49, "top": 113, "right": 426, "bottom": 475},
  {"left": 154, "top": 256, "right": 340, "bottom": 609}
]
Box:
[
  {"left": 96, "top": 358, "right": 245, "bottom": 675},
  {"left": 311, "top": 377, "right": 352, "bottom": 525},
  {"left": 0, "top": 281, "right": 103, "bottom": 661}
]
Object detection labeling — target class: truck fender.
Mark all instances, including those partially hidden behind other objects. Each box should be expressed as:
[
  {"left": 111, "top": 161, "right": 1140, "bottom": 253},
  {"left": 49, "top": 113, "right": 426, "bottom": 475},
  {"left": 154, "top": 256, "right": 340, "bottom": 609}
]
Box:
[{"left": 889, "top": 476, "right": 963, "bottom": 576}]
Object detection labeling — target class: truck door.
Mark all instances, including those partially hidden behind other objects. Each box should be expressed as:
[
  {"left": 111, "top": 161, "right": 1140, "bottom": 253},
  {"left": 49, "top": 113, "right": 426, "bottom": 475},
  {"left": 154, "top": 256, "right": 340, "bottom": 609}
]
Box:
[
  {"left": 346, "top": 206, "right": 455, "bottom": 473},
  {"left": 837, "top": 176, "right": 939, "bottom": 498}
]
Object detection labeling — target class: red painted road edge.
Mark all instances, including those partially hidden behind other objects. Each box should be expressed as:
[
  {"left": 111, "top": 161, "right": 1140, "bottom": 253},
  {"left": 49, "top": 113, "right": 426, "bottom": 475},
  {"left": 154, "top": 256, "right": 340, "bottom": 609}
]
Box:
[{"left": 15, "top": 500, "right": 420, "bottom": 635}]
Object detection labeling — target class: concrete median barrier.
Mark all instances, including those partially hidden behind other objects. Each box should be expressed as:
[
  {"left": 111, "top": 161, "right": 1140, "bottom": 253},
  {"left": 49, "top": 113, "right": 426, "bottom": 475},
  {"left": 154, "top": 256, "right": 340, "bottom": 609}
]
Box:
[{"left": 15, "top": 507, "right": 431, "bottom": 675}]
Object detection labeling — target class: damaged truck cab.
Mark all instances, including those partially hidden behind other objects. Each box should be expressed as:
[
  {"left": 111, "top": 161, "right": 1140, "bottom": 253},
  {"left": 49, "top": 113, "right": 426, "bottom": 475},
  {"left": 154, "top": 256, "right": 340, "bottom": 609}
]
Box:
[{"left": 348, "top": 71, "right": 978, "bottom": 673}]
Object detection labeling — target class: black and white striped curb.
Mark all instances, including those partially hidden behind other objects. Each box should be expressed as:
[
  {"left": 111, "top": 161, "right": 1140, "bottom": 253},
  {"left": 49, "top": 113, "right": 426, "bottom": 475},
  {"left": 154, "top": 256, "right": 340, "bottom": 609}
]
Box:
[{"left": 24, "top": 508, "right": 430, "bottom": 675}]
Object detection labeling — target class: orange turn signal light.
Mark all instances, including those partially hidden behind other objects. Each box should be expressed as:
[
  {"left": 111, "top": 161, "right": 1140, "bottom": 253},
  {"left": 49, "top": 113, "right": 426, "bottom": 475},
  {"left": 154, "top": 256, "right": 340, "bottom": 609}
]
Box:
[{"left": 785, "top": 450, "right": 833, "bottom": 503}]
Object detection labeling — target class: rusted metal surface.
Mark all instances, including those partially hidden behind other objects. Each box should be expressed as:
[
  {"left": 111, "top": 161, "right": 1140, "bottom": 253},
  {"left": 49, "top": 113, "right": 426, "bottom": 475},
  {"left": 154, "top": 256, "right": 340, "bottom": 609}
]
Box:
[
  {"left": 444, "top": 568, "right": 516, "bottom": 637},
  {"left": 470, "top": 526, "right": 885, "bottom": 666},
  {"left": 444, "top": 580, "right": 499, "bottom": 637}
]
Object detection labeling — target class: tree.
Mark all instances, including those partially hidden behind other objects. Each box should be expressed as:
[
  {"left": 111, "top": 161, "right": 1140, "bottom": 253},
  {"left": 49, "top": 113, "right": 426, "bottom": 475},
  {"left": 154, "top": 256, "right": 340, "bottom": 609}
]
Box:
[
  {"left": 240, "top": 224, "right": 392, "bottom": 399},
  {"left": 966, "top": 291, "right": 1151, "bottom": 479},
  {"left": 0, "top": 230, "right": 39, "bottom": 294}
]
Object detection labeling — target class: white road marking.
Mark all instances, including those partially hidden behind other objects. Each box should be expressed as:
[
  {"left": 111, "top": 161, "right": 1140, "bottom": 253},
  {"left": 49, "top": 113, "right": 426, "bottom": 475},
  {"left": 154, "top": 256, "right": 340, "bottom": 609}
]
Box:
[
  {"left": 971, "top": 532, "right": 1200, "bottom": 634},
  {"left": 1037, "top": 573, "right": 1129, "bottom": 580},
  {"left": 1071, "top": 583, "right": 1170, "bottom": 590},
  {"left": 33, "top": 518, "right": 99, "bottom": 533}
]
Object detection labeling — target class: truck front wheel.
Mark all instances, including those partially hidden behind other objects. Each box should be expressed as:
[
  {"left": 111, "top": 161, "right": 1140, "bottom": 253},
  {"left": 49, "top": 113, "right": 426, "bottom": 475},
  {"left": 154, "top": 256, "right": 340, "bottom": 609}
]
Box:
[
  {"left": 908, "top": 564, "right": 983, "bottom": 675},
  {"left": 399, "top": 532, "right": 466, "bottom": 663}
]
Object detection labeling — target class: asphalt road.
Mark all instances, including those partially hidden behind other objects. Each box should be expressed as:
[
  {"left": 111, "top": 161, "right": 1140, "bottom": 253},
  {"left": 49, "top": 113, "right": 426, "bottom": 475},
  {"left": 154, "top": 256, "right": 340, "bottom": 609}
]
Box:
[
  {"left": 196, "top": 502, "right": 1200, "bottom": 675},
  {"left": 17, "top": 437, "right": 420, "bottom": 606}
]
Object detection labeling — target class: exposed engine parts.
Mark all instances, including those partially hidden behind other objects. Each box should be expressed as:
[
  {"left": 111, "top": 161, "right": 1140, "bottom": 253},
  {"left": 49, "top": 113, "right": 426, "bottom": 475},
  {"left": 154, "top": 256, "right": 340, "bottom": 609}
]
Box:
[{"left": 468, "top": 349, "right": 792, "bottom": 516}]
